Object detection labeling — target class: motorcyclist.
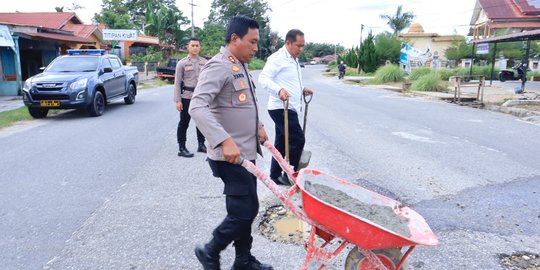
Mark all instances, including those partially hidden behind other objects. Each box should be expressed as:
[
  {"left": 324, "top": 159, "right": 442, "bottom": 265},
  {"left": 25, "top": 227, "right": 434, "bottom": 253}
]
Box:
[{"left": 338, "top": 61, "right": 346, "bottom": 79}]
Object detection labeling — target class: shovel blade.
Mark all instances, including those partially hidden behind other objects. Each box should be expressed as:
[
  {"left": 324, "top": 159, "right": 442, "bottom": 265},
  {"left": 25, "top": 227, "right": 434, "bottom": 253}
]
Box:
[{"left": 298, "top": 150, "right": 311, "bottom": 170}]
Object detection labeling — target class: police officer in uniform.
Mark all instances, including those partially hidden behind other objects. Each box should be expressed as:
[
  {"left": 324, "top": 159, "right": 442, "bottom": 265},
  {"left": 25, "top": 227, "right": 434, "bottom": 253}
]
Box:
[
  {"left": 174, "top": 37, "right": 207, "bottom": 157},
  {"left": 189, "top": 16, "right": 273, "bottom": 270}
]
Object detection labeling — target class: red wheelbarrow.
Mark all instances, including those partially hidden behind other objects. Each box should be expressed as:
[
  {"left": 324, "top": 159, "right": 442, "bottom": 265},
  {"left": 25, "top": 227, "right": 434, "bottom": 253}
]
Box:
[{"left": 241, "top": 141, "right": 438, "bottom": 270}]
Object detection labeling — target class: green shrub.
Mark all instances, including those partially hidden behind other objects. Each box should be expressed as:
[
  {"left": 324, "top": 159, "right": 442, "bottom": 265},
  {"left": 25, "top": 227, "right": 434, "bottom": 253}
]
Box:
[
  {"left": 328, "top": 60, "right": 337, "bottom": 68},
  {"left": 130, "top": 53, "right": 145, "bottom": 62},
  {"left": 374, "top": 65, "right": 405, "bottom": 83},
  {"left": 411, "top": 72, "right": 447, "bottom": 91},
  {"left": 437, "top": 66, "right": 500, "bottom": 81},
  {"left": 438, "top": 68, "right": 456, "bottom": 80},
  {"left": 409, "top": 67, "right": 432, "bottom": 80},
  {"left": 248, "top": 58, "right": 265, "bottom": 70}
]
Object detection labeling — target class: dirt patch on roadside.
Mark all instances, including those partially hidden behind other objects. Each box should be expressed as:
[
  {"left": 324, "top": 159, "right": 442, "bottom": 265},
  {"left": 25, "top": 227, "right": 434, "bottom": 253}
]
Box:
[
  {"left": 304, "top": 181, "right": 411, "bottom": 238},
  {"left": 500, "top": 252, "right": 540, "bottom": 270}
]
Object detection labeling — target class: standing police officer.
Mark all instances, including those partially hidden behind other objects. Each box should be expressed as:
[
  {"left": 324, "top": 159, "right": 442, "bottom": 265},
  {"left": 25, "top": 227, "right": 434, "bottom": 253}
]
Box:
[
  {"left": 189, "top": 16, "right": 273, "bottom": 270},
  {"left": 174, "top": 37, "right": 207, "bottom": 157}
]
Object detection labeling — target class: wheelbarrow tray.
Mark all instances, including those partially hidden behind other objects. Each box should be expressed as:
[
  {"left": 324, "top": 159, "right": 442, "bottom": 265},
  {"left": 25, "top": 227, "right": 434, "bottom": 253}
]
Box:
[{"left": 296, "top": 168, "right": 438, "bottom": 250}]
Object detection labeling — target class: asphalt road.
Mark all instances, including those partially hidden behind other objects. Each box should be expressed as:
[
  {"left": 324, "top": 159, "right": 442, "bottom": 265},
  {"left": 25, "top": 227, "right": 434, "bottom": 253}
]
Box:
[{"left": 0, "top": 65, "right": 538, "bottom": 270}]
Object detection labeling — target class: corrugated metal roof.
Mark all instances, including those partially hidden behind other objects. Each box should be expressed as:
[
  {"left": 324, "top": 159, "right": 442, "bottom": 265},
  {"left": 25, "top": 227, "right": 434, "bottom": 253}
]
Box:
[
  {"left": 18, "top": 32, "right": 93, "bottom": 44},
  {"left": 473, "top": 28, "right": 540, "bottom": 43},
  {"left": 62, "top": 24, "right": 100, "bottom": 39},
  {"left": 512, "top": 0, "right": 540, "bottom": 15},
  {"left": 479, "top": 0, "right": 540, "bottom": 19},
  {"left": 0, "top": 12, "right": 82, "bottom": 29}
]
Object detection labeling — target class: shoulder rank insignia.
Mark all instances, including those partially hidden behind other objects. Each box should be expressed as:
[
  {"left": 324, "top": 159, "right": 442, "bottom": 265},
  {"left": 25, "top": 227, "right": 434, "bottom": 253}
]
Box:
[
  {"left": 227, "top": 55, "right": 236, "bottom": 63},
  {"left": 232, "top": 66, "right": 240, "bottom": 72}
]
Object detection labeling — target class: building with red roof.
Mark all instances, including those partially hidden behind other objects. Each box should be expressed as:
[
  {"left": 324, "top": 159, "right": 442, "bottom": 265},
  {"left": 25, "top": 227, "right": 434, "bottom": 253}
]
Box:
[{"left": 470, "top": 0, "right": 540, "bottom": 39}]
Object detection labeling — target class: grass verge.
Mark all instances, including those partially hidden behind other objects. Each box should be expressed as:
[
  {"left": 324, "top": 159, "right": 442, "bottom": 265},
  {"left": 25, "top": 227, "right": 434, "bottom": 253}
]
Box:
[{"left": 0, "top": 107, "right": 32, "bottom": 129}]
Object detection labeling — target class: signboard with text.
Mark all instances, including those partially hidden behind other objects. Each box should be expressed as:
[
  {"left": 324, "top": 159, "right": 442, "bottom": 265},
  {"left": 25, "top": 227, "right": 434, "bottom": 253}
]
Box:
[
  {"left": 476, "top": 43, "right": 489, "bottom": 55},
  {"left": 102, "top": 29, "right": 138, "bottom": 41}
]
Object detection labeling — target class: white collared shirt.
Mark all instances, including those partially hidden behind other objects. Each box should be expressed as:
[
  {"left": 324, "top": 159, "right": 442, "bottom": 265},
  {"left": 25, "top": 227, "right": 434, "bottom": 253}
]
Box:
[{"left": 259, "top": 47, "right": 304, "bottom": 112}]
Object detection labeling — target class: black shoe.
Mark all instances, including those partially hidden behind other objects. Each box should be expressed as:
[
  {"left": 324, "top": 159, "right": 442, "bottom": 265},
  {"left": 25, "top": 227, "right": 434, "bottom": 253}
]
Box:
[
  {"left": 178, "top": 146, "right": 194, "bottom": 157},
  {"left": 271, "top": 174, "right": 291, "bottom": 186},
  {"left": 195, "top": 245, "right": 221, "bottom": 270},
  {"left": 198, "top": 143, "right": 207, "bottom": 153},
  {"left": 231, "top": 255, "right": 273, "bottom": 270}
]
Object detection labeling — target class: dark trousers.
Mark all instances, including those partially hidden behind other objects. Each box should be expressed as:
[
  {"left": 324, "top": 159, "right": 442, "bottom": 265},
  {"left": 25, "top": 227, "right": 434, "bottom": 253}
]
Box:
[
  {"left": 268, "top": 109, "right": 305, "bottom": 179},
  {"left": 177, "top": 98, "right": 204, "bottom": 145},
  {"left": 207, "top": 159, "right": 259, "bottom": 249}
]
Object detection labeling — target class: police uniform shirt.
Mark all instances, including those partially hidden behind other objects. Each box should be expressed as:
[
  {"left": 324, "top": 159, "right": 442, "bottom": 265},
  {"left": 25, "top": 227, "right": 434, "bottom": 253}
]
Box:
[
  {"left": 189, "top": 47, "right": 262, "bottom": 161},
  {"left": 174, "top": 56, "right": 206, "bottom": 101}
]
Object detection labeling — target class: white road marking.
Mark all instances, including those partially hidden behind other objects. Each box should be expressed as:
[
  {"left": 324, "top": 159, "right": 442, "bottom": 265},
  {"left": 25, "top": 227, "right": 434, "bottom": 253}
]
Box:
[{"left": 392, "top": 131, "right": 437, "bottom": 143}]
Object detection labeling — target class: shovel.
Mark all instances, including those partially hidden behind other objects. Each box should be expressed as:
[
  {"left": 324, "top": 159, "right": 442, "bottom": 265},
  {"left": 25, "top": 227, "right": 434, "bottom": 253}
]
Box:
[
  {"left": 298, "top": 93, "right": 312, "bottom": 170},
  {"left": 284, "top": 93, "right": 312, "bottom": 172}
]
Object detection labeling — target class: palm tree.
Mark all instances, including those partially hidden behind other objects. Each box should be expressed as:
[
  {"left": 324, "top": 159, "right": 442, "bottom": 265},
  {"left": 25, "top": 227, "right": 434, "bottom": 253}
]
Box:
[{"left": 379, "top": 5, "right": 415, "bottom": 37}]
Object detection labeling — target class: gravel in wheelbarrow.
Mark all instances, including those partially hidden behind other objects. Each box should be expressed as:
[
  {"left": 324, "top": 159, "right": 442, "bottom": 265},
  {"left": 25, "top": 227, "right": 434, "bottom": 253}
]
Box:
[{"left": 296, "top": 168, "right": 438, "bottom": 250}]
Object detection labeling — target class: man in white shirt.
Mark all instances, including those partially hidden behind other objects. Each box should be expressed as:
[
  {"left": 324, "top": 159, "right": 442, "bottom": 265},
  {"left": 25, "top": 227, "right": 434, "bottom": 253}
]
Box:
[{"left": 258, "top": 29, "right": 313, "bottom": 185}]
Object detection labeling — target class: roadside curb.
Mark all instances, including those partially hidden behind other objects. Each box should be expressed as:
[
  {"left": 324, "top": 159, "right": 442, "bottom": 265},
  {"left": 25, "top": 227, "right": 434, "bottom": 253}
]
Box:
[{"left": 406, "top": 90, "right": 540, "bottom": 122}]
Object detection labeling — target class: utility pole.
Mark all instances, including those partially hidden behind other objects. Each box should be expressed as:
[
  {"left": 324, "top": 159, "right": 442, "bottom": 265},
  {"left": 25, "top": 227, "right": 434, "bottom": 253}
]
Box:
[
  {"left": 189, "top": 0, "right": 196, "bottom": 38},
  {"left": 360, "top": 24, "right": 364, "bottom": 47},
  {"left": 358, "top": 24, "right": 364, "bottom": 73}
]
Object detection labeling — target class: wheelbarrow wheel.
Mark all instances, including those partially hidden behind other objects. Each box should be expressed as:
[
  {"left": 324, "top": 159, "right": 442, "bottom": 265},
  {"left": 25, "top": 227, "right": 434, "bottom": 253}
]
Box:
[{"left": 344, "top": 247, "right": 405, "bottom": 270}]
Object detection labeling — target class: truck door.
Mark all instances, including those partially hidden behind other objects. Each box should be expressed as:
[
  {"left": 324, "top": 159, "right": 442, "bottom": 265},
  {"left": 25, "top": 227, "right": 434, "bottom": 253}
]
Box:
[
  {"left": 101, "top": 58, "right": 116, "bottom": 96},
  {"left": 109, "top": 57, "right": 126, "bottom": 97}
]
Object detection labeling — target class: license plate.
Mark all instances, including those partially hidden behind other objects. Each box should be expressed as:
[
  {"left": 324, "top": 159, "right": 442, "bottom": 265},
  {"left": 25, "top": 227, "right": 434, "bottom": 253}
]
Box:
[{"left": 40, "top": 100, "right": 60, "bottom": 107}]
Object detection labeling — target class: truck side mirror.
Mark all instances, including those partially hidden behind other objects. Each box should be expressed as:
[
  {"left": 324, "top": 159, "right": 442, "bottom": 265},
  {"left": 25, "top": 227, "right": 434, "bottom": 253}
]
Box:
[{"left": 103, "top": 67, "right": 113, "bottom": 73}]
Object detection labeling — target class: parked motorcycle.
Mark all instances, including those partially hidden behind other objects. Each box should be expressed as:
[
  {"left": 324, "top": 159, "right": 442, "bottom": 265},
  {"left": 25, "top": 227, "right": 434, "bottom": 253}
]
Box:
[{"left": 499, "top": 63, "right": 529, "bottom": 82}]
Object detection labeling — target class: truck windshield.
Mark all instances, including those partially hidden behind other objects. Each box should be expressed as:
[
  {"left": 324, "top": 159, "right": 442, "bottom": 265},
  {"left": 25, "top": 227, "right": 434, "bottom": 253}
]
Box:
[{"left": 46, "top": 57, "right": 99, "bottom": 72}]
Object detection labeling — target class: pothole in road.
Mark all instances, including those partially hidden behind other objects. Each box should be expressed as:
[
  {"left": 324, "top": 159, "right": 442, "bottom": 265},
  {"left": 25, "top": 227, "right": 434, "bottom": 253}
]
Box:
[
  {"left": 500, "top": 252, "right": 540, "bottom": 270},
  {"left": 258, "top": 205, "right": 305, "bottom": 245}
]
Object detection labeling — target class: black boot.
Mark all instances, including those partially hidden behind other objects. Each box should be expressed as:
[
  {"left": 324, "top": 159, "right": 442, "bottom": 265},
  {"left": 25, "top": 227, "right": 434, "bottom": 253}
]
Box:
[
  {"left": 178, "top": 143, "right": 194, "bottom": 157},
  {"left": 231, "top": 237, "right": 273, "bottom": 270},
  {"left": 198, "top": 142, "right": 207, "bottom": 153},
  {"left": 195, "top": 243, "right": 222, "bottom": 270}
]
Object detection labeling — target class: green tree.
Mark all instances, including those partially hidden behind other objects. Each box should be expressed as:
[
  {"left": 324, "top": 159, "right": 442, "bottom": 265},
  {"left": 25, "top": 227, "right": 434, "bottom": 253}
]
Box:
[
  {"left": 444, "top": 40, "right": 473, "bottom": 61},
  {"left": 94, "top": 0, "right": 189, "bottom": 48},
  {"left": 207, "top": 0, "right": 273, "bottom": 59},
  {"left": 125, "top": 0, "right": 178, "bottom": 30},
  {"left": 303, "top": 43, "right": 344, "bottom": 58},
  {"left": 340, "top": 46, "right": 360, "bottom": 69},
  {"left": 93, "top": 0, "right": 134, "bottom": 29},
  {"left": 196, "top": 23, "right": 227, "bottom": 57},
  {"left": 358, "top": 31, "right": 378, "bottom": 73},
  {"left": 379, "top": 5, "right": 415, "bottom": 37},
  {"left": 374, "top": 31, "right": 401, "bottom": 64},
  {"left": 144, "top": 3, "right": 189, "bottom": 47}
]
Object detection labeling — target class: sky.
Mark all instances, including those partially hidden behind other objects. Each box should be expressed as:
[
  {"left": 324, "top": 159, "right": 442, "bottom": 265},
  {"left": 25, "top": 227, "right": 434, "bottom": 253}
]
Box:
[{"left": 2, "top": 0, "right": 476, "bottom": 48}]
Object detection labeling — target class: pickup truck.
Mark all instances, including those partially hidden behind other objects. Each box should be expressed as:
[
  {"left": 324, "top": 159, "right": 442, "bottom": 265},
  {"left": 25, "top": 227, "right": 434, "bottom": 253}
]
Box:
[
  {"left": 22, "top": 49, "right": 139, "bottom": 118},
  {"left": 156, "top": 58, "right": 179, "bottom": 81}
]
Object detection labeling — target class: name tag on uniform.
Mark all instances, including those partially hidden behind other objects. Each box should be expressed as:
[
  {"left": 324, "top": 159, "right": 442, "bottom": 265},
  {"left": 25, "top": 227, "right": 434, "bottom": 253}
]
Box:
[
  {"left": 185, "top": 66, "right": 193, "bottom": 71},
  {"left": 233, "top": 73, "right": 244, "bottom": 79}
]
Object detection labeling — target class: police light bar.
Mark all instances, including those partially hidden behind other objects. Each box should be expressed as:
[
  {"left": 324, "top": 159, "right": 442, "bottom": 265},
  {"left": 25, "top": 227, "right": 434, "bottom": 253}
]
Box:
[{"left": 67, "top": 49, "right": 106, "bottom": 55}]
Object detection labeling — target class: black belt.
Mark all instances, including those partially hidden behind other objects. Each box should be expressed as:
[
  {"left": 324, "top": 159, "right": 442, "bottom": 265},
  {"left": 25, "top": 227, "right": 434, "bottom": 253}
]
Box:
[{"left": 182, "top": 86, "right": 195, "bottom": 92}]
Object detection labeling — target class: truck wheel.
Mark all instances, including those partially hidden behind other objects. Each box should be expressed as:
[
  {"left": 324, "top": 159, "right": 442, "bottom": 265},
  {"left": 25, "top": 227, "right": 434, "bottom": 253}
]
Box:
[
  {"left": 499, "top": 73, "right": 506, "bottom": 82},
  {"left": 89, "top": 91, "right": 105, "bottom": 116},
  {"left": 124, "top": 83, "right": 136, "bottom": 104},
  {"left": 28, "top": 107, "right": 49, "bottom": 118}
]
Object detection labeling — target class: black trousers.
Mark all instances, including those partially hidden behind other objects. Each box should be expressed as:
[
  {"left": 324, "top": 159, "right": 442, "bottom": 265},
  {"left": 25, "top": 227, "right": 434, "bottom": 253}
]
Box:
[
  {"left": 268, "top": 109, "right": 305, "bottom": 179},
  {"left": 207, "top": 159, "right": 259, "bottom": 249},
  {"left": 177, "top": 98, "right": 204, "bottom": 145}
]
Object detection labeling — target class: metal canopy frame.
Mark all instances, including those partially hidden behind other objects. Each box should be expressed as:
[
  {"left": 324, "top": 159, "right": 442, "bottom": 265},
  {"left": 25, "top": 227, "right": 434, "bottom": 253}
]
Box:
[{"left": 470, "top": 30, "right": 540, "bottom": 86}]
